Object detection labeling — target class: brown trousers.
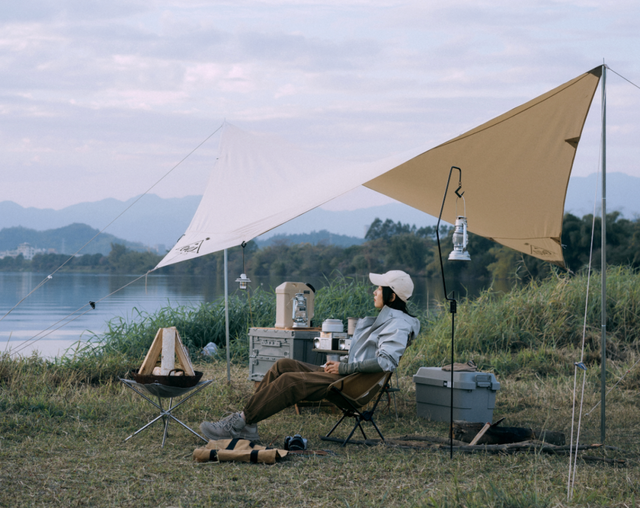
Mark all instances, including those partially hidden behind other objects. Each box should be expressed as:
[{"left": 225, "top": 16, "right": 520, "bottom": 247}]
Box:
[{"left": 243, "top": 358, "right": 344, "bottom": 425}]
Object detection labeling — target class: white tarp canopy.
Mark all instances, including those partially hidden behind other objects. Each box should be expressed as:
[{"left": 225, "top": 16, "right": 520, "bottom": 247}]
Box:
[
  {"left": 155, "top": 124, "right": 425, "bottom": 268},
  {"left": 157, "top": 67, "right": 601, "bottom": 270}
]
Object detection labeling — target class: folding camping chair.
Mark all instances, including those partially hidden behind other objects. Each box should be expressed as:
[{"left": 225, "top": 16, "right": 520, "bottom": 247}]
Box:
[
  {"left": 320, "top": 371, "right": 393, "bottom": 446},
  {"left": 383, "top": 370, "right": 400, "bottom": 419},
  {"left": 382, "top": 331, "right": 414, "bottom": 420},
  {"left": 120, "top": 378, "right": 213, "bottom": 447}
]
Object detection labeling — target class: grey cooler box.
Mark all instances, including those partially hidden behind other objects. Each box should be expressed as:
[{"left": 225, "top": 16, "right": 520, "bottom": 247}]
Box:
[
  {"left": 413, "top": 367, "right": 501, "bottom": 423},
  {"left": 248, "top": 327, "right": 323, "bottom": 382}
]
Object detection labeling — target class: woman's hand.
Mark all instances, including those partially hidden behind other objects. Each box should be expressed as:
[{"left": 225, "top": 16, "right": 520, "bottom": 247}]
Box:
[{"left": 324, "top": 360, "right": 341, "bottom": 374}]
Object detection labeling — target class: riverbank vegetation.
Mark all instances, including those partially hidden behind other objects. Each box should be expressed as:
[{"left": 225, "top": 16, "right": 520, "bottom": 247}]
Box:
[
  {"left": 1, "top": 270, "right": 639, "bottom": 505},
  {"left": 2, "top": 212, "right": 640, "bottom": 281},
  {"left": 51, "top": 267, "right": 639, "bottom": 389}
]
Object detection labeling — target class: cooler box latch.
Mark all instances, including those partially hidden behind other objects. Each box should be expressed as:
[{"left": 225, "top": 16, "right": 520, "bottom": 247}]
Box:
[{"left": 475, "top": 374, "right": 492, "bottom": 388}]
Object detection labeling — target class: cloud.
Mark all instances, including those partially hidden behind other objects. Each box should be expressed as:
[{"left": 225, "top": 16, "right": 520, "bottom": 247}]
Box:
[
  {"left": 2, "top": 0, "right": 150, "bottom": 23},
  {"left": 0, "top": 0, "right": 638, "bottom": 209}
]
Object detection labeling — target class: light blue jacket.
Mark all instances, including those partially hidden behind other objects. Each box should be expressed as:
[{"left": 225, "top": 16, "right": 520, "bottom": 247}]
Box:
[{"left": 347, "top": 306, "right": 421, "bottom": 372}]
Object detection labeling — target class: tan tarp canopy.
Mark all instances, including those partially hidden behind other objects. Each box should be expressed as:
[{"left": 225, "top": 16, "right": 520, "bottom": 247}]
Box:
[
  {"left": 366, "top": 67, "right": 602, "bottom": 266},
  {"left": 157, "top": 67, "right": 601, "bottom": 270}
]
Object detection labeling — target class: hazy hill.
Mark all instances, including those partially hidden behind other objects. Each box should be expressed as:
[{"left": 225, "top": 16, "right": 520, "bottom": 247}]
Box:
[
  {"left": 0, "top": 195, "right": 202, "bottom": 249},
  {"left": 0, "top": 173, "right": 638, "bottom": 248},
  {"left": 0, "top": 224, "right": 149, "bottom": 256},
  {"left": 564, "top": 172, "right": 640, "bottom": 218},
  {"left": 255, "top": 230, "right": 365, "bottom": 248}
]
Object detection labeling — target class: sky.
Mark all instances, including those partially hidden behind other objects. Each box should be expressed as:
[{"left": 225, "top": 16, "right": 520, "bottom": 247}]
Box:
[{"left": 1, "top": 0, "right": 639, "bottom": 212}]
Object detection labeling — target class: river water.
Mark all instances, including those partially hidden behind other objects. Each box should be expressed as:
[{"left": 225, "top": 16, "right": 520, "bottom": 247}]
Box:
[{"left": 0, "top": 272, "right": 509, "bottom": 358}]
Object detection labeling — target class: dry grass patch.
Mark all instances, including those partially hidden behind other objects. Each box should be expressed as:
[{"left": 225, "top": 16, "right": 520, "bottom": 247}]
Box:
[{"left": 1, "top": 359, "right": 639, "bottom": 507}]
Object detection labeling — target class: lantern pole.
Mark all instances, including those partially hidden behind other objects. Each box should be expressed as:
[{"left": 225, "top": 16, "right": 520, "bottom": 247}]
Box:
[{"left": 435, "top": 165, "right": 466, "bottom": 459}]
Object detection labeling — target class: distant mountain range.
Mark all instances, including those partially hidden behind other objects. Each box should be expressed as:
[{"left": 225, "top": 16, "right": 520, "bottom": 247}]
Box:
[
  {"left": 255, "top": 230, "right": 365, "bottom": 248},
  {"left": 0, "top": 195, "right": 201, "bottom": 251},
  {"left": 564, "top": 172, "right": 640, "bottom": 218},
  {"left": 0, "top": 173, "right": 638, "bottom": 250},
  {"left": 0, "top": 223, "right": 149, "bottom": 256}
]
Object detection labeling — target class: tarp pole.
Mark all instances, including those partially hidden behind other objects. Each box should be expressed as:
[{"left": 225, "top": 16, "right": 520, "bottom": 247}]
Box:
[
  {"left": 600, "top": 64, "right": 607, "bottom": 443},
  {"left": 225, "top": 249, "right": 231, "bottom": 384}
]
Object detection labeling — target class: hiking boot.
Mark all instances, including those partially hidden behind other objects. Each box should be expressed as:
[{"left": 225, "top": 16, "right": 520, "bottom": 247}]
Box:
[{"left": 200, "top": 412, "right": 260, "bottom": 441}]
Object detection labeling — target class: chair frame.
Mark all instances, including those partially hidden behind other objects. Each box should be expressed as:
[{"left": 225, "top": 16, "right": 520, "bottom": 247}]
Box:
[
  {"left": 320, "top": 371, "right": 393, "bottom": 446},
  {"left": 383, "top": 370, "right": 400, "bottom": 419}
]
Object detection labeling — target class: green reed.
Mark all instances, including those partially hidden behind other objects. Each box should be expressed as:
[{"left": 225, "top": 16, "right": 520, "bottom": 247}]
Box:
[
  {"left": 54, "top": 276, "right": 410, "bottom": 380},
  {"left": 402, "top": 267, "right": 640, "bottom": 379},
  {"left": 10, "top": 268, "right": 640, "bottom": 386}
]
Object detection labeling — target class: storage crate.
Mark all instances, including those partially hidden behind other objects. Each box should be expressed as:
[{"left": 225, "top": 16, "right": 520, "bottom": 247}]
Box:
[
  {"left": 248, "top": 327, "right": 323, "bottom": 382},
  {"left": 413, "top": 367, "right": 500, "bottom": 423}
]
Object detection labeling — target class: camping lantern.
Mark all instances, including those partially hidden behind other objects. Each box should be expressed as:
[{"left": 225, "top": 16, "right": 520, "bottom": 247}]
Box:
[
  {"left": 236, "top": 273, "right": 251, "bottom": 290},
  {"left": 448, "top": 216, "right": 471, "bottom": 261},
  {"left": 236, "top": 241, "right": 251, "bottom": 290},
  {"left": 291, "top": 292, "right": 309, "bottom": 328}
]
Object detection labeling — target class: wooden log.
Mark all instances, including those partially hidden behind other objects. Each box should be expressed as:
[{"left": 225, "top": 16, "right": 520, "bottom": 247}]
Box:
[
  {"left": 454, "top": 421, "right": 531, "bottom": 444},
  {"left": 469, "top": 422, "right": 491, "bottom": 446},
  {"left": 319, "top": 435, "right": 629, "bottom": 463},
  {"left": 139, "top": 328, "right": 163, "bottom": 375},
  {"left": 174, "top": 328, "right": 196, "bottom": 376},
  {"left": 139, "top": 327, "right": 196, "bottom": 377},
  {"left": 581, "top": 456, "right": 626, "bottom": 466},
  {"left": 439, "top": 441, "right": 607, "bottom": 455},
  {"left": 395, "top": 436, "right": 628, "bottom": 455},
  {"left": 532, "top": 430, "right": 565, "bottom": 446},
  {"left": 160, "top": 327, "right": 176, "bottom": 375},
  {"left": 453, "top": 421, "right": 565, "bottom": 446}
]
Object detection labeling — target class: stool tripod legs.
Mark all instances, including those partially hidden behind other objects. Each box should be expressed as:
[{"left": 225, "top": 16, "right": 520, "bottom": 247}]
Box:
[
  {"left": 120, "top": 379, "right": 212, "bottom": 447},
  {"left": 161, "top": 397, "right": 170, "bottom": 448}
]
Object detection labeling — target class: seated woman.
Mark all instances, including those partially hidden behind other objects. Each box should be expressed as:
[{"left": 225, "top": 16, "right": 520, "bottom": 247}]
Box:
[{"left": 200, "top": 270, "right": 421, "bottom": 441}]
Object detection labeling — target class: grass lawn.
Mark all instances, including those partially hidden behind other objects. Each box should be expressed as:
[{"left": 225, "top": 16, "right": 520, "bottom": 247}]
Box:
[{"left": 1, "top": 359, "right": 638, "bottom": 507}]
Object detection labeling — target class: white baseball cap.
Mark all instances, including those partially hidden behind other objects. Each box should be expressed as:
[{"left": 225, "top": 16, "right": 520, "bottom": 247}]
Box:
[{"left": 369, "top": 270, "right": 414, "bottom": 302}]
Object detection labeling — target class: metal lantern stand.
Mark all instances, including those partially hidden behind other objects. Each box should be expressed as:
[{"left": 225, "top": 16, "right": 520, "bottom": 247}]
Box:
[{"left": 435, "top": 165, "right": 466, "bottom": 459}]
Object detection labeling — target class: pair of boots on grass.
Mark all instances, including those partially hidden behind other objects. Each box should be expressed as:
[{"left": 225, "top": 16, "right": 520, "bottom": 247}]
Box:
[{"left": 200, "top": 411, "right": 259, "bottom": 441}]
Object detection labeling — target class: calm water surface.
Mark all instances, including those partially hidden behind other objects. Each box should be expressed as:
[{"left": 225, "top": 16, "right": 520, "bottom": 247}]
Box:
[{"left": 0, "top": 272, "right": 510, "bottom": 357}]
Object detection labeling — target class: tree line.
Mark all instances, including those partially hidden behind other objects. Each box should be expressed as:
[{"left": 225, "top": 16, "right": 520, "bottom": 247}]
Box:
[{"left": 1, "top": 212, "right": 638, "bottom": 280}]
